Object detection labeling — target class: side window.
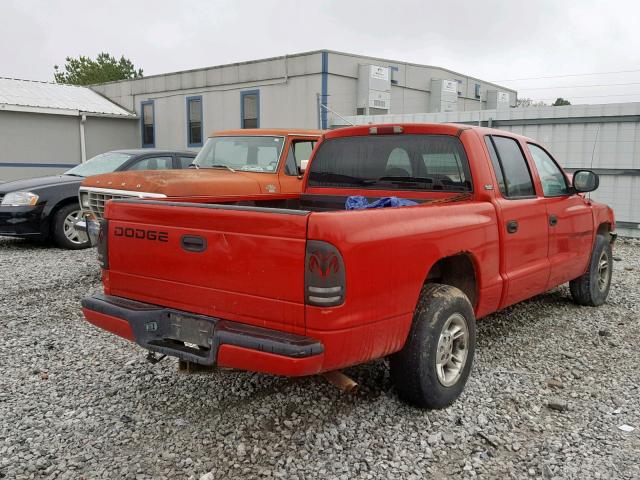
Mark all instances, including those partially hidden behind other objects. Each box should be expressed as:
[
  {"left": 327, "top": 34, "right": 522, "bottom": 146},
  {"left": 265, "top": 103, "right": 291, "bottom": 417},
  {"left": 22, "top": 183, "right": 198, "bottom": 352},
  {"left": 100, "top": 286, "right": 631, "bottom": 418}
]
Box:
[
  {"left": 285, "top": 140, "right": 317, "bottom": 176},
  {"left": 127, "top": 156, "right": 173, "bottom": 171},
  {"left": 386, "top": 147, "right": 412, "bottom": 176},
  {"left": 179, "top": 156, "right": 195, "bottom": 168},
  {"left": 490, "top": 136, "right": 535, "bottom": 198},
  {"left": 484, "top": 137, "right": 506, "bottom": 193},
  {"left": 528, "top": 144, "right": 569, "bottom": 196}
]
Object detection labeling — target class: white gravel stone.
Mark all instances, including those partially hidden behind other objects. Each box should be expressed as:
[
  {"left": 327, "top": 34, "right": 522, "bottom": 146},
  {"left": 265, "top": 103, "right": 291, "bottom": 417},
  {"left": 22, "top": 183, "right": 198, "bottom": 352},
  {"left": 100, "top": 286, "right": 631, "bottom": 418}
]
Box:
[{"left": 0, "top": 236, "right": 639, "bottom": 479}]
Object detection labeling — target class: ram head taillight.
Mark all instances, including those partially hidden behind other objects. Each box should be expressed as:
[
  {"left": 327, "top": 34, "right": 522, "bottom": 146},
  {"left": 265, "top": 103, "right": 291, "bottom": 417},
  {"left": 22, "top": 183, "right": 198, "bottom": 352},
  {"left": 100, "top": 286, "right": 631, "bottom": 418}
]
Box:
[
  {"left": 305, "top": 240, "right": 345, "bottom": 307},
  {"left": 96, "top": 219, "right": 109, "bottom": 269}
]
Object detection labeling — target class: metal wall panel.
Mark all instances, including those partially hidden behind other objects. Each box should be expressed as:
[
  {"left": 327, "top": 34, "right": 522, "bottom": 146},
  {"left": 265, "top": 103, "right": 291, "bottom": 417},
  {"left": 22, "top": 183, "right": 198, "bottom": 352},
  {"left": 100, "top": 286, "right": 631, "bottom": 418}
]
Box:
[
  {"left": 83, "top": 117, "right": 139, "bottom": 159},
  {"left": 335, "top": 103, "right": 640, "bottom": 235},
  {"left": 0, "top": 111, "right": 80, "bottom": 181}
]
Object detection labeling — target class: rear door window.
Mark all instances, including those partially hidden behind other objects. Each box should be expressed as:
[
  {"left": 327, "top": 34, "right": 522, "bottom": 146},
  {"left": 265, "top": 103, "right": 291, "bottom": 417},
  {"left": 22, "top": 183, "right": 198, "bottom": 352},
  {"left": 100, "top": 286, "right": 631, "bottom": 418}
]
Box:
[
  {"left": 179, "top": 156, "right": 196, "bottom": 168},
  {"left": 127, "top": 156, "right": 173, "bottom": 171},
  {"left": 488, "top": 136, "right": 535, "bottom": 198},
  {"left": 308, "top": 134, "right": 472, "bottom": 192}
]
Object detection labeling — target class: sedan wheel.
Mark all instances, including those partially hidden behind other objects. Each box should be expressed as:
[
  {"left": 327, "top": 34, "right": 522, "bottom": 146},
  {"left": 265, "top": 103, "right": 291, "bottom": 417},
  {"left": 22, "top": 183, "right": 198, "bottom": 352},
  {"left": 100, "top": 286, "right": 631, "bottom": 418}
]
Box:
[
  {"left": 63, "top": 209, "right": 88, "bottom": 245},
  {"left": 52, "top": 203, "right": 91, "bottom": 250}
]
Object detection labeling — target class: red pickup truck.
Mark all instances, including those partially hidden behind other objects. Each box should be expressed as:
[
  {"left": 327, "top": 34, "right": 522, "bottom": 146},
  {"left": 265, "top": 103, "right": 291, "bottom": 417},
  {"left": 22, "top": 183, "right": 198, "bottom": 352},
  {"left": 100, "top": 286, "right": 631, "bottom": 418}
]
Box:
[{"left": 82, "top": 123, "right": 615, "bottom": 409}]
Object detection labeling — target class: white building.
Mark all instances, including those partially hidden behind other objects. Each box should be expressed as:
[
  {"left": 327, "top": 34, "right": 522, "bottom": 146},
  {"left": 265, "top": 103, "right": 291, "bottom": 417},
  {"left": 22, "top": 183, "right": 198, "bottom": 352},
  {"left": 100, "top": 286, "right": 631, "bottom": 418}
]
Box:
[
  {"left": 0, "top": 78, "right": 138, "bottom": 182},
  {"left": 90, "top": 50, "right": 517, "bottom": 150}
]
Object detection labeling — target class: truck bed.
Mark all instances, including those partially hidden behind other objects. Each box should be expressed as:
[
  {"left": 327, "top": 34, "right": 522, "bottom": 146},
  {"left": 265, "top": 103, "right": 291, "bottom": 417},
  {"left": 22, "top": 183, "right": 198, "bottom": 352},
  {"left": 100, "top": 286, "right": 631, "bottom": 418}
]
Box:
[{"left": 116, "top": 192, "right": 470, "bottom": 215}]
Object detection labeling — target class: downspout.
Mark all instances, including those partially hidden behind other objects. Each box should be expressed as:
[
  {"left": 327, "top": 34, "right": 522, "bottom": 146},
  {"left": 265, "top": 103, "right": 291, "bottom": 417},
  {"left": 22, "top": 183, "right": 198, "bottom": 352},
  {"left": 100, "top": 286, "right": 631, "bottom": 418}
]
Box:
[
  {"left": 320, "top": 51, "right": 328, "bottom": 129},
  {"left": 284, "top": 54, "right": 288, "bottom": 82},
  {"left": 79, "top": 113, "right": 87, "bottom": 163}
]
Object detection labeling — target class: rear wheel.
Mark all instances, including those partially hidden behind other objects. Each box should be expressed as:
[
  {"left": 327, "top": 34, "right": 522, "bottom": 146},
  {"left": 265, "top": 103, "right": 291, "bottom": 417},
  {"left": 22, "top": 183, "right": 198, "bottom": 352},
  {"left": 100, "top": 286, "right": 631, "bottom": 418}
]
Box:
[
  {"left": 569, "top": 234, "right": 613, "bottom": 306},
  {"left": 390, "top": 283, "right": 476, "bottom": 409},
  {"left": 52, "top": 203, "right": 90, "bottom": 250}
]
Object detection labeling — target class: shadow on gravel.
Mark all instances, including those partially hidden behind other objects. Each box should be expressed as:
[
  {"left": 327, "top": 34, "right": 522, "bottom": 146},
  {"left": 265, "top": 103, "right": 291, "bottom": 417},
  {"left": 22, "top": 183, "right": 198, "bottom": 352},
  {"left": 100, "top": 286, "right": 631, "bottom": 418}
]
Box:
[
  {"left": 0, "top": 236, "right": 51, "bottom": 250},
  {"left": 476, "top": 287, "right": 577, "bottom": 333},
  {"left": 117, "top": 355, "right": 397, "bottom": 428},
  {"left": 111, "top": 289, "right": 583, "bottom": 423}
]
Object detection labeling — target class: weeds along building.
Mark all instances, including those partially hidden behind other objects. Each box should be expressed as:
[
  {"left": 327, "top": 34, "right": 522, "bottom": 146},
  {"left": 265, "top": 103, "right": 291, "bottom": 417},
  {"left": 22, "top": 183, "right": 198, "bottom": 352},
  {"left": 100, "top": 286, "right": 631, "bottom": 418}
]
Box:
[{"left": 90, "top": 50, "right": 517, "bottom": 150}]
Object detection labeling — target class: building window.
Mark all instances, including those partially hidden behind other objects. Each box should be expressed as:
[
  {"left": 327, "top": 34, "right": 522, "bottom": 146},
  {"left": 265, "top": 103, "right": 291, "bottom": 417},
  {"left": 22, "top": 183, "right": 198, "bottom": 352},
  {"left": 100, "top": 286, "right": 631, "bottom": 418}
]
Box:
[
  {"left": 241, "top": 90, "right": 259, "bottom": 128},
  {"left": 389, "top": 66, "right": 399, "bottom": 85},
  {"left": 186, "top": 96, "right": 203, "bottom": 147},
  {"left": 456, "top": 79, "right": 463, "bottom": 96},
  {"left": 475, "top": 84, "right": 481, "bottom": 99},
  {"left": 141, "top": 100, "right": 155, "bottom": 148}
]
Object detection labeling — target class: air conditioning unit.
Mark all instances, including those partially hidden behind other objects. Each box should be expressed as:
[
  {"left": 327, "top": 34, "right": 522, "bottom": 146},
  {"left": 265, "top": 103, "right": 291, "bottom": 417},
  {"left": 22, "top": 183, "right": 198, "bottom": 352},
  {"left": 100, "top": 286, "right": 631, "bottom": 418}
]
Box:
[
  {"left": 357, "top": 65, "right": 391, "bottom": 115},
  {"left": 486, "top": 90, "right": 511, "bottom": 110},
  {"left": 429, "top": 79, "right": 459, "bottom": 113}
]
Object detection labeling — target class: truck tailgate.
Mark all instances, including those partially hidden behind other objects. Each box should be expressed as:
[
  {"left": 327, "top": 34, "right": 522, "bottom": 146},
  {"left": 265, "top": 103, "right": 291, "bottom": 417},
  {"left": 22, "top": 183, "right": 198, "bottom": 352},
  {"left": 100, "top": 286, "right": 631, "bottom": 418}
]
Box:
[{"left": 104, "top": 200, "right": 310, "bottom": 334}]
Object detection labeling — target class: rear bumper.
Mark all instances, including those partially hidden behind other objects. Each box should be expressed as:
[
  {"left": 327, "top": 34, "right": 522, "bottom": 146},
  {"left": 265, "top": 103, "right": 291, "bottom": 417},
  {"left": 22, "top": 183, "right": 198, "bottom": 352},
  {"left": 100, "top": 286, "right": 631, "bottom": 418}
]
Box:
[
  {"left": 0, "top": 205, "right": 45, "bottom": 237},
  {"left": 82, "top": 293, "right": 324, "bottom": 376}
]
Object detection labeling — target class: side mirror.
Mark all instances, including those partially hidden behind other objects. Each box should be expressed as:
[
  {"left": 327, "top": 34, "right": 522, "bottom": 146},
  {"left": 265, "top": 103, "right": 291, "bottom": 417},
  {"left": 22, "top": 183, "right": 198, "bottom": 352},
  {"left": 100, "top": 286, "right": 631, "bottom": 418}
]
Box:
[
  {"left": 298, "top": 159, "right": 309, "bottom": 175},
  {"left": 572, "top": 169, "right": 599, "bottom": 193}
]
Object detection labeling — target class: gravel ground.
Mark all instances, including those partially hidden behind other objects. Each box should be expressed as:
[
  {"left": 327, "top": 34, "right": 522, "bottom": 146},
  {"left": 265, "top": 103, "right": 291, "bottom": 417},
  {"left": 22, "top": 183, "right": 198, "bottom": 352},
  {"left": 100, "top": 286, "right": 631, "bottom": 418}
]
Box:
[{"left": 0, "top": 236, "right": 639, "bottom": 480}]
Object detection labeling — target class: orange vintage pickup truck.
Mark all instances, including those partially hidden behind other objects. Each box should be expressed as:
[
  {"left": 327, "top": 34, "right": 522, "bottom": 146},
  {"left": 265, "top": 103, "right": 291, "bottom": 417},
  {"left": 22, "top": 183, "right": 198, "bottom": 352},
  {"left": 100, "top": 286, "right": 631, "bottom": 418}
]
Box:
[{"left": 78, "top": 129, "right": 322, "bottom": 224}]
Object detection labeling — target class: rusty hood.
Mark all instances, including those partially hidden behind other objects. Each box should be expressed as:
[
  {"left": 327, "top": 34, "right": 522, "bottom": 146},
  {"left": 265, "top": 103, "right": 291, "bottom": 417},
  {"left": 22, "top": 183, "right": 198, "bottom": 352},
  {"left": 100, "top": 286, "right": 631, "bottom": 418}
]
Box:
[{"left": 80, "top": 169, "right": 267, "bottom": 197}]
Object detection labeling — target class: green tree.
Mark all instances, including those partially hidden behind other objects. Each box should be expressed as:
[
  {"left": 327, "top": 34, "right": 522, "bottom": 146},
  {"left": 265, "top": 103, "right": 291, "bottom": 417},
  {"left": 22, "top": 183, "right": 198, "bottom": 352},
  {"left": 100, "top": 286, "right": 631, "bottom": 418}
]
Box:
[
  {"left": 54, "top": 53, "right": 143, "bottom": 85},
  {"left": 552, "top": 97, "right": 571, "bottom": 106}
]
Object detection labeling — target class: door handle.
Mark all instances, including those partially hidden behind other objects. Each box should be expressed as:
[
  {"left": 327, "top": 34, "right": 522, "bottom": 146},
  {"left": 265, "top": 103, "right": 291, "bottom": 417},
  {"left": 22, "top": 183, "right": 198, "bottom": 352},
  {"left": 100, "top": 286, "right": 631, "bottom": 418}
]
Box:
[
  {"left": 549, "top": 214, "right": 558, "bottom": 227},
  {"left": 181, "top": 235, "right": 207, "bottom": 252},
  {"left": 506, "top": 220, "right": 519, "bottom": 234}
]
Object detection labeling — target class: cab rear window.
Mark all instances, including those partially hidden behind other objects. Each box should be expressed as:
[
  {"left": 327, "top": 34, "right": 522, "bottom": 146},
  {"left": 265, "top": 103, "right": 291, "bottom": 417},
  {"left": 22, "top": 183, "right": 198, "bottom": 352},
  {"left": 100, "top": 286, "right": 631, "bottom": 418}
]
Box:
[{"left": 307, "top": 134, "right": 472, "bottom": 192}]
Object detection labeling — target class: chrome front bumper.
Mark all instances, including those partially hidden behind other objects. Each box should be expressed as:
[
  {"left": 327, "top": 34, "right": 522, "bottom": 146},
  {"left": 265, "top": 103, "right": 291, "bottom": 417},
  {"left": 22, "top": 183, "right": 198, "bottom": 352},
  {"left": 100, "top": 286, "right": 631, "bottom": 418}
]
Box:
[{"left": 76, "top": 217, "right": 101, "bottom": 246}]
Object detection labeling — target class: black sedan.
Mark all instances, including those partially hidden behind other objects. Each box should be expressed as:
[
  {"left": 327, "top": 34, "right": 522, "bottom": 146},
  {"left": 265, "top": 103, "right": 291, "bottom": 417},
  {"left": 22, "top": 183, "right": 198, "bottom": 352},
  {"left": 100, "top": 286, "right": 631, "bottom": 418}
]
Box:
[{"left": 0, "top": 149, "right": 196, "bottom": 249}]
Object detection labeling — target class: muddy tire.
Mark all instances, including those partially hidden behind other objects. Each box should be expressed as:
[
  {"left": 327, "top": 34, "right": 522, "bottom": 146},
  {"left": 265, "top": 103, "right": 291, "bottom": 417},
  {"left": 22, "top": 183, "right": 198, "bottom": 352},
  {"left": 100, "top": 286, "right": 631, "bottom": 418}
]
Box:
[
  {"left": 52, "top": 203, "right": 90, "bottom": 250},
  {"left": 390, "top": 283, "right": 476, "bottom": 409},
  {"left": 569, "top": 235, "right": 613, "bottom": 307}
]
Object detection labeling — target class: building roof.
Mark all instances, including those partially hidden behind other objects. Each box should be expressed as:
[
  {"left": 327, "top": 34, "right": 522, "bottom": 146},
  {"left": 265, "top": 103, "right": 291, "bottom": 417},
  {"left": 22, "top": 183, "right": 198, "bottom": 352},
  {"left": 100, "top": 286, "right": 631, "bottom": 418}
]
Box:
[
  {"left": 91, "top": 49, "right": 517, "bottom": 95},
  {"left": 0, "top": 77, "right": 135, "bottom": 117}
]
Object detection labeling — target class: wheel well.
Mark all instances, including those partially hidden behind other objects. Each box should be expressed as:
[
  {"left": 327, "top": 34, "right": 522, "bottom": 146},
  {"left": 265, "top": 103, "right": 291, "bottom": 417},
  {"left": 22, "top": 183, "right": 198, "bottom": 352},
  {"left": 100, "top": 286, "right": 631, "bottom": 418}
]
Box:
[
  {"left": 596, "top": 222, "right": 611, "bottom": 238},
  {"left": 425, "top": 253, "right": 477, "bottom": 307},
  {"left": 47, "top": 197, "right": 80, "bottom": 235}
]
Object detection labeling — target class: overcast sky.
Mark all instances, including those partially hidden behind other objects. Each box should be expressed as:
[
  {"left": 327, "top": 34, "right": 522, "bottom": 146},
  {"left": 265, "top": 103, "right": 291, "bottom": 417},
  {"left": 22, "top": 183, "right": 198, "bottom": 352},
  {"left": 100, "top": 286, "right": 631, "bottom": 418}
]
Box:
[{"left": 2, "top": 0, "right": 640, "bottom": 106}]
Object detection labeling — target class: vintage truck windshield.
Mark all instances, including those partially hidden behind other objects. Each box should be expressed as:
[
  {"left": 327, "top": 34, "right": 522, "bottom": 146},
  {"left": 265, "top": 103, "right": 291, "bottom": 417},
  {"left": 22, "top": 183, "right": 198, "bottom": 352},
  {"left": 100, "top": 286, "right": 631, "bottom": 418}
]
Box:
[
  {"left": 308, "top": 134, "right": 472, "bottom": 191},
  {"left": 193, "top": 136, "right": 285, "bottom": 173}
]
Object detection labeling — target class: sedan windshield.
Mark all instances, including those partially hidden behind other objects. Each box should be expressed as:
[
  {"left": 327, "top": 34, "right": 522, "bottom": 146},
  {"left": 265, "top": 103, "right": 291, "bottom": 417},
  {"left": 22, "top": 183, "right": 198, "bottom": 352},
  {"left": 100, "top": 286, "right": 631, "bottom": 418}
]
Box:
[
  {"left": 193, "top": 136, "right": 285, "bottom": 173},
  {"left": 65, "top": 152, "right": 134, "bottom": 177}
]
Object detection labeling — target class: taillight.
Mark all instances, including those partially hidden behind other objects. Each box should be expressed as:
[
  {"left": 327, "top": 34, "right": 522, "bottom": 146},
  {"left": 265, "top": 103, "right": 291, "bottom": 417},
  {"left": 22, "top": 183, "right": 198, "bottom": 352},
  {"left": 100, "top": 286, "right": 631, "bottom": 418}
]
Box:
[
  {"left": 97, "top": 219, "right": 109, "bottom": 269},
  {"left": 305, "top": 240, "right": 345, "bottom": 307}
]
